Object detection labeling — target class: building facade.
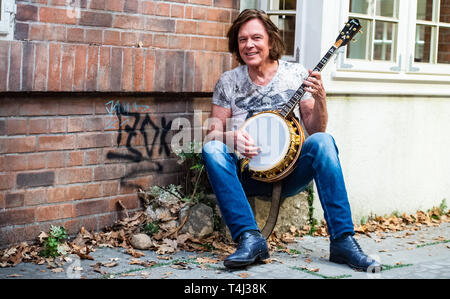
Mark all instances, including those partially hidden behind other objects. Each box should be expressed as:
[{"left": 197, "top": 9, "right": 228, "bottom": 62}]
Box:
[
  {"left": 241, "top": 0, "right": 450, "bottom": 221},
  {"left": 0, "top": 0, "right": 449, "bottom": 247},
  {"left": 0, "top": 0, "right": 239, "bottom": 246}
]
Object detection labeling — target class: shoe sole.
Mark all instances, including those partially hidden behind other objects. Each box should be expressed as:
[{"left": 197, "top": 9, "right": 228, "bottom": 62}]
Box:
[
  {"left": 224, "top": 250, "right": 270, "bottom": 269},
  {"left": 330, "top": 255, "right": 382, "bottom": 273}
]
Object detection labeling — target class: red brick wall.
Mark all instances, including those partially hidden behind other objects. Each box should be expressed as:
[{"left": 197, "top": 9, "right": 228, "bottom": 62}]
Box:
[
  {"left": 0, "top": 95, "right": 212, "bottom": 246},
  {"left": 0, "top": 0, "right": 238, "bottom": 247},
  {"left": 1, "top": 0, "right": 239, "bottom": 92}
]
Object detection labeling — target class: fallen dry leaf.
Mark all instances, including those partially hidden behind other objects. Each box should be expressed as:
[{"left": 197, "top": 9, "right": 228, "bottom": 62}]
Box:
[
  {"left": 91, "top": 262, "right": 107, "bottom": 275},
  {"left": 37, "top": 232, "right": 48, "bottom": 244},
  {"left": 157, "top": 255, "right": 172, "bottom": 260},
  {"left": 300, "top": 266, "right": 319, "bottom": 272},
  {"left": 73, "top": 248, "right": 94, "bottom": 260},
  {"left": 51, "top": 268, "right": 64, "bottom": 273},
  {"left": 170, "top": 262, "right": 190, "bottom": 270},
  {"left": 129, "top": 259, "right": 156, "bottom": 267},
  {"left": 196, "top": 257, "right": 219, "bottom": 264},
  {"left": 129, "top": 259, "right": 143, "bottom": 265},
  {"left": 156, "top": 238, "right": 177, "bottom": 254},
  {"left": 238, "top": 272, "right": 249, "bottom": 278},
  {"left": 125, "top": 248, "right": 145, "bottom": 258},
  {"left": 161, "top": 271, "right": 173, "bottom": 279},
  {"left": 102, "top": 261, "right": 118, "bottom": 268}
]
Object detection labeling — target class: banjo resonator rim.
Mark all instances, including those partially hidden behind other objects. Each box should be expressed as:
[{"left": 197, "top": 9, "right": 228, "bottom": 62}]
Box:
[{"left": 240, "top": 110, "right": 305, "bottom": 183}]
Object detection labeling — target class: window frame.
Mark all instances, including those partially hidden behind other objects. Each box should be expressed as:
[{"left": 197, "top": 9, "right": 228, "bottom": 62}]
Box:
[
  {"left": 336, "top": 0, "right": 408, "bottom": 74},
  {"left": 408, "top": 0, "right": 450, "bottom": 75},
  {"left": 264, "top": 0, "right": 299, "bottom": 61},
  {"left": 335, "top": 0, "right": 450, "bottom": 78},
  {"left": 242, "top": 0, "right": 450, "bottom": 94},
  {"left": 0, "top": 0, "right": 15, "bottom": 38},
  {"left": 255, "top": 0, "right": 304, "bottom": 63}
]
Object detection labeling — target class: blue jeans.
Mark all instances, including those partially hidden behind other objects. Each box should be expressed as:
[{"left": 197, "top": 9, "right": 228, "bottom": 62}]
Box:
[{"left": 202, "top": 132, "right": 355, "bottom": 242}]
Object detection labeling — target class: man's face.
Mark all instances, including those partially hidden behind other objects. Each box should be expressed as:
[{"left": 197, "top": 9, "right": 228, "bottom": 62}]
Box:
[{"left": 237, "top": 18, "right": 272, "bottom": 67}]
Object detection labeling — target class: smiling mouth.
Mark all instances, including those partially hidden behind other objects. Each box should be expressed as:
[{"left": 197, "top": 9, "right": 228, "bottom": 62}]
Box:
[{"left": 246, "top": 52, "right": 258, "bottom": 57}]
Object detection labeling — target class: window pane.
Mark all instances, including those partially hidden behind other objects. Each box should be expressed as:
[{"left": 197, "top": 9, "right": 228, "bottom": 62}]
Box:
[
  {"left": 415, "top": 25, "right": 434, "bottom": 63},
  {"left": 282, "top": 0, "right": 296, "bottom": 10},
  {"left": 440, "top": 0, "right": 450, "bottom": 23},
  {"left": 240, "top": 0, "right": 258, "bottom": 10},
  {"left": 349, "top": 0, "right": 370, "bottom": 14},
  {"left": 347, "top": 19, "right": 371, "bottom": 59},
  {"left": 270, "top": 15, "right": 296, "bottom": 56},
  {"left": 416, "top": 0, "right": 434, "bottom": 21},
  {"left": 373, "top": 21, "right": 396, "bottom": 61},
  {"left": 376, "top": 0, "right": 397, "bottom": 18},
  {"left": 270, "top": 0, "right": 296, "bottom": 10},
  {"left": 438, "top": 27, "right": 450, "bottom": 63},
  {"left": 240, "top": 0, "right": 259, "bottom": 10}
]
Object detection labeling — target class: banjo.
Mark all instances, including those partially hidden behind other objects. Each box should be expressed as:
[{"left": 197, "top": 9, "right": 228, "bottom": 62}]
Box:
[{"left": 239, "top": 18, "right": 362, "bottom": 183}]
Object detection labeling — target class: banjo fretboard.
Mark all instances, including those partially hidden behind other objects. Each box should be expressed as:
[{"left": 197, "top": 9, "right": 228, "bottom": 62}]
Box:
[{"left": 280, "top": 45, "right": 338, "bottom": 118}]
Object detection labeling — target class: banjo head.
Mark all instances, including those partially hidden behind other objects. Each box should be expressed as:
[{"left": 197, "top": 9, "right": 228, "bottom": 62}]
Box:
[{"left": 241, "top": 112, "right": 291, "bottom": 172}]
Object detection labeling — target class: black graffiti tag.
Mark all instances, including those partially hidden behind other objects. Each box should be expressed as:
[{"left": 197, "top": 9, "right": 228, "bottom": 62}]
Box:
[{"left": 105, "top": 102, "right": 173, "bottom": 173}]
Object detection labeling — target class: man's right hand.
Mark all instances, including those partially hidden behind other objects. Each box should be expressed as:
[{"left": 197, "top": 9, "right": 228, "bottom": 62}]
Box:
[
  {"left": 232, "top": 129, "right": 260, "bottom": 159},
  {"left": 208, "top": 104, "right": 260, "bottom": 159}
]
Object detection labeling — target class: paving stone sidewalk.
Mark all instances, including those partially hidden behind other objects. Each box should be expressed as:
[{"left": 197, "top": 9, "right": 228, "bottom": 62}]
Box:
[{"left": 0, "top": 222, "right": 449, "bottom": 280}]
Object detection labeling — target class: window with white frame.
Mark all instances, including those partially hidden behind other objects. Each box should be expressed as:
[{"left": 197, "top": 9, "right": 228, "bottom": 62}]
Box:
[
  {"left": 266, "top": 0, "right": 297, "bottom": 58},
  {"left": 414, "top": 0, "right": 450, "bottom": 65},
  {"left": 0, "top": 0, "right": 15, "bottom": 39},
  {"left": 240, "top": 0, "right": 450, "bottom": 79},
  {"left": 341, "top": 0, "right": 450, "bottom": 75},
  {"left": 347, "top": 0, "right": 399, "bottom": 62}
]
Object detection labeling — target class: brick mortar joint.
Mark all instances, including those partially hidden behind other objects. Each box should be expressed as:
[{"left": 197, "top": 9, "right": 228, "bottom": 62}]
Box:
[
  {"left": 19, "top": 3, "right": 236, "bottom": 23},
  {"left": 5, "top": 39, "right": 231, "bottom": 53}
]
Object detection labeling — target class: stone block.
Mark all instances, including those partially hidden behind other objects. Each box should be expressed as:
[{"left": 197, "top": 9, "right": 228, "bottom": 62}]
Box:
[
  {"left": 249, "top": 191, "right": 310, "bottom": 235},
  {"left": 179, "top": 203, "right": 214, "bottom": 239}
]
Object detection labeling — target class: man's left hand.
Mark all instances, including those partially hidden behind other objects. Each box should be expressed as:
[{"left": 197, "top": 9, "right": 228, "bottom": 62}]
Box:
[{"left": 303, "top": 69, "right": 326, "bottom": 102}]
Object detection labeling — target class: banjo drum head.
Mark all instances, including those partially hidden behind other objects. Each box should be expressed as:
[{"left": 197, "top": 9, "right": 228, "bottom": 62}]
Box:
[{"left": 241, "top": 113, "right": 291, "bottom": 172}]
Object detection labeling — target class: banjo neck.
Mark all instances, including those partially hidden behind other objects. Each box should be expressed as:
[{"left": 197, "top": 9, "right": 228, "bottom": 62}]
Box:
[
  {"left": 278, "top": 18, "right": 362, "bottom": 118},
  {"left": 279, "top": 41, "right": 342, "bottom": 119}
]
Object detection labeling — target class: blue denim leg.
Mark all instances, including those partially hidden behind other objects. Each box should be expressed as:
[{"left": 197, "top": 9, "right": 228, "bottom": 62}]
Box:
[
  {"left": 283, "top": 132, "right": 355, "bottom": 240},
  {"left": 202, "top": 140, "right": 259, "bottom": 241},
  {"left": 242, "top": 132, "right": 355, "bottom": 240}
]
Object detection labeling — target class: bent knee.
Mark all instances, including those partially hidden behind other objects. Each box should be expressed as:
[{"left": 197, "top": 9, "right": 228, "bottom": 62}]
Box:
[
  {"left": 202, "top": 140, "right": 228, "bottom": 156},
  {"left": 305, "top": 132, "right": 337, "bottom": 152}
]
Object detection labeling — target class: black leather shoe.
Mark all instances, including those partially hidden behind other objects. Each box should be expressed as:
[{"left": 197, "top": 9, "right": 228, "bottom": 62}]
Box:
[
  {"left": 223, "top": 230, "right": 270, "bottom": 269},
  {"left": 330, "top": 234, "right": 382, "bottom": 273}
]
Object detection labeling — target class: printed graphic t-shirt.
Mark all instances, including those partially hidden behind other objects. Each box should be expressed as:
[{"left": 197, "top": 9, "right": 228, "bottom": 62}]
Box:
[{"left": 212, "top": 60, "right": 312, "bottom": 130}]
